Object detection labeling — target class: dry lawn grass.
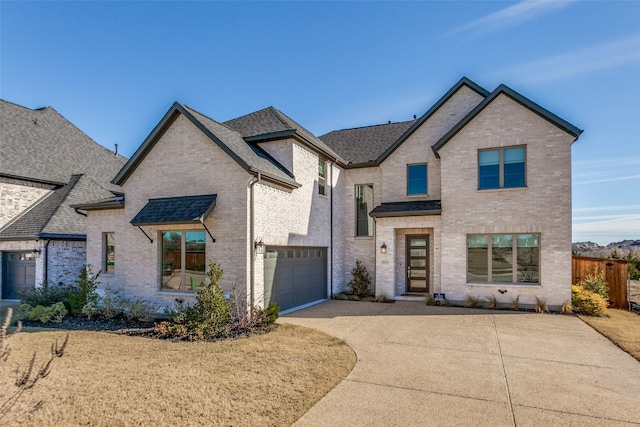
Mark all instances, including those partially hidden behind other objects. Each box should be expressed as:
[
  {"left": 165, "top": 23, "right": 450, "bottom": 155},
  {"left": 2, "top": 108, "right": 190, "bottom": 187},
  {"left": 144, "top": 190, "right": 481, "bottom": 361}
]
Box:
[
  {"left": 580, "top": 309, "right": 640, "bottom": 362},
  {"left": 1, "top": 324, "right": 355, "bottom": 426}
]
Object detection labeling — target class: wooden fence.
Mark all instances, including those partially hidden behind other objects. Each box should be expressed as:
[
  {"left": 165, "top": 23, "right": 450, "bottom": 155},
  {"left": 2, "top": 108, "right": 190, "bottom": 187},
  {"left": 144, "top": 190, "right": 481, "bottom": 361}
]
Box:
[{"left": 572, "top": 256, "right": 629, "bottom": 309}]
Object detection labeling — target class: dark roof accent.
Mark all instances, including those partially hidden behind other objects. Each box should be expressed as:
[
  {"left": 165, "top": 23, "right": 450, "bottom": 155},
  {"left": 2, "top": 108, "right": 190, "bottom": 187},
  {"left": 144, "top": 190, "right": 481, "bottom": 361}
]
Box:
[
  {"left": 0, "top": 99, "right": 127, "bottom": 193},
  {"left": 0, "top": 174, "right": 114, "bottom": 240},
  {"left": 320, "top": 121, "right": 416, "bottom": 166},
  {"left": 433, "top": 84, "right": 583, "bottom": 154},
  {"left": 71, "top": 195, "right": 125, "bottom": 211},
  {"left": 112, "top": 103, "right": 300, "bottom": 189},
  {"left": 224, "top": 106, "right": 345, "bottom": 164},
  {"left": 130, "top": 194, "right": 217, "bottom": 226},
  {"left": 320, "top": 77, "right": 489, "bottom": 166},
  {"left": 369, "top": 200, "right": 442, "bottom": 218}
]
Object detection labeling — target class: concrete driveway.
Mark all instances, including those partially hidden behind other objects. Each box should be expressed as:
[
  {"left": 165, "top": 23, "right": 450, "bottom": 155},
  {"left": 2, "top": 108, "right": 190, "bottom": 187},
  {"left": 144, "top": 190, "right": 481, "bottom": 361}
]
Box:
[{"left": 281, "top": 300, "right": 640, "bottom": 426}]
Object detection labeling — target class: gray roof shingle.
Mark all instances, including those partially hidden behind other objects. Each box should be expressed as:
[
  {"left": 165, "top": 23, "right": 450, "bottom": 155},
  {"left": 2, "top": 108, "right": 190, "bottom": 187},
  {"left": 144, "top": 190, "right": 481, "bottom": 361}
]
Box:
[
  {"left": 369, "top": 200, "right": 442, "bottom": 218},
  {"left": 130, "top": 194, "right": 217, "bottom": 226},
  {"left": 0, "top": 100, "right": 127, "bottom": 193},
  {"left": 224, "top": 106, "right": 345, "bottom": 163},
  {"left": 320, "top": 120, "right": 415, "bottom": 166}
]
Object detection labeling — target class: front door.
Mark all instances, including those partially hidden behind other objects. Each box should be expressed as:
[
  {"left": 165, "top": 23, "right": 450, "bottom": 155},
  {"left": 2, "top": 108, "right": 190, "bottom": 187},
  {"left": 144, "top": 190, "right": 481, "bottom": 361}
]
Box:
[{"left": 406, "top": 235, "right": 429, "bottom": 293}]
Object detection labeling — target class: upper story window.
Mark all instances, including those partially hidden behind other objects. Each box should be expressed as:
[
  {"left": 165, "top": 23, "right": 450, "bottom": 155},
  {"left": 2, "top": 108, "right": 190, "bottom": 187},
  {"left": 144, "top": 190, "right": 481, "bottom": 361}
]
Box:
[
  {"left": 355, "top": 184, "right": 374, "bottom": 237},
  {"left": 103, "top": 232, "right": 115, "bottom": 273},
  {"left": 478, "top": 146, "right": 526, "bottom": 190},
  {"left": 318, "top": 159, "right": 326, "bottom": 196},
  {"left": 161, "top": 231, "right": 206, "bottom": 292},
  {"left": 407, "top": 163, "right": 428, "bottom": 195}
]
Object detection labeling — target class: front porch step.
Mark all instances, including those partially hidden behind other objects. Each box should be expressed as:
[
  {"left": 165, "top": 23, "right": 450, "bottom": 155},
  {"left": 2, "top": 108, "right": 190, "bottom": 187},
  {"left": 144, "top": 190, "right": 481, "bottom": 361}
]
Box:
[{"left": 395, "top": 293, "right": 427, "bottom": 302}]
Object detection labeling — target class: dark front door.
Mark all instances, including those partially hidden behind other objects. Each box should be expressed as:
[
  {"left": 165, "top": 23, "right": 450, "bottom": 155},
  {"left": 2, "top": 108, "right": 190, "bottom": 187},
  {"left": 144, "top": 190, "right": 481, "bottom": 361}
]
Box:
[
  {"left": 406, "top": 235, "right": 429, "bottom": 293},
  {"left": 2, "top": 252, "right": 36, "bottom": 299}
]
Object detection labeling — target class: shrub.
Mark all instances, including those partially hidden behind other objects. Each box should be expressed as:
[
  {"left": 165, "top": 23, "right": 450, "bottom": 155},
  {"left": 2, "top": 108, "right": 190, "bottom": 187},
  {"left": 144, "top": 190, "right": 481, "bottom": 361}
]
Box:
[
  {"left": 466, "top": 295, "right": 481, "bottom": 308},
  {"left": 25, "top": 302, "right": 68, "bottom": 323},
  {"left": 67, "top": 265, "right": 100, "bottom": 315},
  {"left": 348, "top": 260, "right": 371, "bottom": 297},
  {"left": 424, "top": 294, "right": 435, "bottom": 306},
  {"left": 534, "top": 296, "right": 548, "bottom": 313},
  {"left": 485, "top": 295, "right": 499, "bottom": 310},
  {"left": 572, "top": 285, "right": 608, "bottom": 317},
  {"left": 577, "top": 267, "right": 609, "bottom": 300},
  {"left": 511, "top": 295, "right": 520, "bottom": 311},
  {"left": 19, "top": 281, "right": 72, "bottom": 307},
  {"left": 376, "top": 294, "right": 388, "bottom": 303},
  {"left": 334, "top": 293, "right": 349, "bottom": 300}
]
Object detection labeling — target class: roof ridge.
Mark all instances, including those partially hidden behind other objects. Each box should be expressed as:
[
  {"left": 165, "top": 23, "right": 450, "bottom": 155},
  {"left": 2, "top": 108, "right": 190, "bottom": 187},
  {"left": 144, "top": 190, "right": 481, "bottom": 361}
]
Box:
[
  {"left": 0, "top": 99, "right": 51, "bottom": 112},
  {"left": 268, "top": 106, "right": 295, "bottom": 130},
  {"left": 182, "top": 104, "right": 244, "bottom": 136},
  {"left": 322, "top": 119, "right": 416, "bottom": 135}
]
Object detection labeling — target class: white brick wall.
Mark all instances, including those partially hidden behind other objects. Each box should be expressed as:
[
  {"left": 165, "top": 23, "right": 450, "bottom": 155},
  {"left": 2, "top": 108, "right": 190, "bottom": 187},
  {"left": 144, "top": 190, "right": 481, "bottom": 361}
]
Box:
[
  {"left": 86, "top": 115, "right": 252, "bottom": 309},
  {"left": 0, "top": 181, "right": 52, "bottom": 228},
  {"left": 47, "top": 240, "right": 87, "bottom": 285},
  {"left": 438, "top": 94, "right": 574, "bottom": 308}
]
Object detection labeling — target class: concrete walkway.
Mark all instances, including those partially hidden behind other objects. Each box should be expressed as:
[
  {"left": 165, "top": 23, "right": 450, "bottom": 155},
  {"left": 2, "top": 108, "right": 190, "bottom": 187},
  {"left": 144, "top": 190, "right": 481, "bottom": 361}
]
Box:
[{"left": 281, "top": 300, "right": 640, "bottom": 426}]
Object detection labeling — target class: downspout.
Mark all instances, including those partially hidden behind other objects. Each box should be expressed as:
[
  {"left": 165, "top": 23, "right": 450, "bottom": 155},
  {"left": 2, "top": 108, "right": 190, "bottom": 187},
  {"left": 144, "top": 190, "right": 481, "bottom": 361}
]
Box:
[
  {"left": 329, "top": 160, "right": 334, "bottom": 299},
  {"left": 43, "top": 240, "right": 51, "bottom": 283},
  {"left": 249, "top": 173, "right": 261, "bottom": 308}
]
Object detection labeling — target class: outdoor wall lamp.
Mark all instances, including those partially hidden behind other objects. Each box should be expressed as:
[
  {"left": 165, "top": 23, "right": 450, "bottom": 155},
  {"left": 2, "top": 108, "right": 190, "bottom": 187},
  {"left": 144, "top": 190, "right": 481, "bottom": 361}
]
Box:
[
  {"left": 380, "top": 242, "right": 387, "bottom": 254},
  {"left": 254, "top": 237, "right": 266, "bottom": 254},
  {"left": 32, "top": 248, "right": 41, "bottom": 259}
]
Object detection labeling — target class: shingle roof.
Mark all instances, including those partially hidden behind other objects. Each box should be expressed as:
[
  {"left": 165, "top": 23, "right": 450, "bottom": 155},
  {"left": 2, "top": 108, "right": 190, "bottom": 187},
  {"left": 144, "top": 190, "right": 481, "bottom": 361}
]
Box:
[
  {"left": 369, "top": 200, "right": 442, "bottom": 218},
  {"left": 319, "top": 77, "right": 490, "bottom": 167},
  {"left": 224, "top": 106, "right": 345, "bottom": 163},
  {"left": 130, "top": 194, "right": 217, "bottom": 226},
  {"left": 113, "top": 103, "right": 300, "bottom": 188},
  {"left": 0, "top": 100, "right": 127, "bottom": 193},
  {"left": 0, "top": 174, "right": 114, "bottom": 240},
  {"left": 320, "top": 121, "right": 415, "bottom": 166}
]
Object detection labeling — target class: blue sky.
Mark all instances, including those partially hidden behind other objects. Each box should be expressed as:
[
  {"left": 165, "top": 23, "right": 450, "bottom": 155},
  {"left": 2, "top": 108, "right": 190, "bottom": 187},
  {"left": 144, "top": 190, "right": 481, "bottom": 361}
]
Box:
[{"left": 1, "top": 1, "right": 638, "bottom": 245}]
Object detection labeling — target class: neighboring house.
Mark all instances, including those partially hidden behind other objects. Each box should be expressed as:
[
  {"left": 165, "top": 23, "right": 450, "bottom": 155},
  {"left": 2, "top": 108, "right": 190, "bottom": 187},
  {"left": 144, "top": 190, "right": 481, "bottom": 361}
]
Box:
[
  {"left": 0, "top": 100, "right": 127, "bottom": 299},
  {"left": 76, "top": 77, "right": 581, "bottom": 312}
]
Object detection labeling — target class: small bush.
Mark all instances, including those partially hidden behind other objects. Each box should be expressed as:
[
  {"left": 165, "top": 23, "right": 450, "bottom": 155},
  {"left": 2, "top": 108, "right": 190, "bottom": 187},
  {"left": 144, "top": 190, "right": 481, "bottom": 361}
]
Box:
[
  {"left": 511, "top": 295, "right": 520, "bottom": 311},
  {"left": 19, "top": 281, "right": 72, "bottom": 307},
  {"left": 67, "top": 266, "right": 100, "bottom": 315},
  {"left": 466, "top": 295, "right": 481, "bottom": 308},
  {"left": 534, "top": 296, "right": 548, "bottom": 313},
  {"left": 438, "top": 298, "right": 452, "bottom": 307},
  {"left": 348, "top": 260, "right": 371, "bottom": 297},
  {"left": 561, "top": 300, "right": 572, "bottom": 314},
  {"left": 334, "top": 293, "right": 349, "bottom": 300},
  {"left": 577, "top": 267, "right": 609, "bottom": 300},
  {"left": 572, "top": 285, "right": 608, "bottom": 317},
  {"left": 486, "top": 295, "right": 499, "bottom": 310},
  {"left": 424, "top": 294, "right": 435, "bottom": 306},
  {"left": 348, "top": 294, "right": 360, "bottom": 301},
  {"left": 26, "top": 302, "right": 68, "bottom": 323},
  {"left": 376, "top": 294, "right": 388, "bottom": 303}
]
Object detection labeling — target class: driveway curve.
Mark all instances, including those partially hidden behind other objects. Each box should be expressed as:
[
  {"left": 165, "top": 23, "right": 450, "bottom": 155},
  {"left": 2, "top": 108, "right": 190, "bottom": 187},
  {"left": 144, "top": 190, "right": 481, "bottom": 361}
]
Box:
[{"left": 281, "top": 300, "right": 640, "bottom": 426}]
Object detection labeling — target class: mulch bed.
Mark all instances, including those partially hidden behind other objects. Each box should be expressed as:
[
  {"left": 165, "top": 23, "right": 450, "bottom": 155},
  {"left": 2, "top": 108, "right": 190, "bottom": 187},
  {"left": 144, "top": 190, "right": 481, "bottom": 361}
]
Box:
[{"left": 21, "top": 316, "right": 155, "bottom": 332}]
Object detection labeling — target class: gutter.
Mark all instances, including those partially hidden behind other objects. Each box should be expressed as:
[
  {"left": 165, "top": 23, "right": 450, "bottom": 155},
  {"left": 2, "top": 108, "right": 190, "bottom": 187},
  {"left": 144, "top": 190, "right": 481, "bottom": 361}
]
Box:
[
  {"left": 249, "top": 173, "right": 261, "bottom": 309},
  {"left": 329, "top": 160, "right": 334, "bottom": 299},
  {"left": 43, "top": 240, "right": 51, "bottom": 283}
]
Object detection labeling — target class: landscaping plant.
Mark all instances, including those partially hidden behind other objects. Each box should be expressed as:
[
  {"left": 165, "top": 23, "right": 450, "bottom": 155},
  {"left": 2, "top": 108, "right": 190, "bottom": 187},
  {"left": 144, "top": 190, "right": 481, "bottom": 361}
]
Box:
[
  {"left": 348, "top": 260, "right": 371, "bottom": 297},
  {"left": 572, "top": 285, "right": 608, "bottom": 317},
  {"left": 577, "top": 267, "right": 609, "bottom": 300}
]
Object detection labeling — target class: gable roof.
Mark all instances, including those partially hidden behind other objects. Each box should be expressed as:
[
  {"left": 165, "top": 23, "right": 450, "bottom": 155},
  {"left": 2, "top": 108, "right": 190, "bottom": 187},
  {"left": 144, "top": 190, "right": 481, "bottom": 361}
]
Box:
[
  {"left": 320, "top": 77, "right": 489, "bottom": 167},
  {"left": 0, "top": 100, "right": 127, "bottom": 193},
  {"left": 433, "top": 84, "right": 583, "bottom": 154},
  {"left": 112, "top": 103, "right": 300, "bottom": 188},
  {"left": 0, "top": 174, "right": 114, "bottom": 240},
  {"left": 224, "top": 106, "right": 345, "bottom": 164}
]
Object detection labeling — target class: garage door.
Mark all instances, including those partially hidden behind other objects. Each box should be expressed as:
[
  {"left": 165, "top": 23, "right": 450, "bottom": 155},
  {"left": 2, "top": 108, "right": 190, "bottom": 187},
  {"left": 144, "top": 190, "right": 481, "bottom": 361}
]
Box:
[
  {"left": 263, "top": 246, "right": 327, "bottom": 311},
  {"left": 2, "top": 252, "right": 36, "bottom": 299}
]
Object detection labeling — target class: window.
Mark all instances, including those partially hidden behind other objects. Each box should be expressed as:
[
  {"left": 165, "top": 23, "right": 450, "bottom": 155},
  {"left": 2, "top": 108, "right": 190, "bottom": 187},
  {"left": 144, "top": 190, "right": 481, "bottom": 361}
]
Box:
[
  {"left": 103, "top": 232, "right": 115, "bottom": 273},
  {"left": 478, "top": 147, "right": 526, "bottom": 190},
  {"left": 318, "top": 159, "right": 326, "bottom": 196},
  {"left": 355, "top": 184, "right": 374, "bottom": 237},
  {"left": 467, "top": 233, "right": 539, "bottom": 284},
  {"left": 407, "top": 163, "right": 428, "bottom": 195},
  {"left": 161, "top": 231, "right": 206, "bottom": 291}
]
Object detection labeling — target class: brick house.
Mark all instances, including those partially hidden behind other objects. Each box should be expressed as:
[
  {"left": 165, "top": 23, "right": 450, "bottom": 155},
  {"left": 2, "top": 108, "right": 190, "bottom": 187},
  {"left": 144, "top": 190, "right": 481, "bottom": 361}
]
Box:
[
  {"left": 0, "top": 100, "right": 126, "bottom": 298},
  {"left": 75, "top": 77, "right": 582, "bottom": 311}
]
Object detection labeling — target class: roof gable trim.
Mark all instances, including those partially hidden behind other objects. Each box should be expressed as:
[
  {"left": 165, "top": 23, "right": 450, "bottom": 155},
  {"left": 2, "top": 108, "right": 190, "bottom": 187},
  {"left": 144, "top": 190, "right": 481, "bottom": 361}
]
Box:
[
  {"left": 375, "top": 77, "right": 489, "bottom": 164},
  {"left": 433, "top": 85, "right": 583, "bottom": 154}
]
